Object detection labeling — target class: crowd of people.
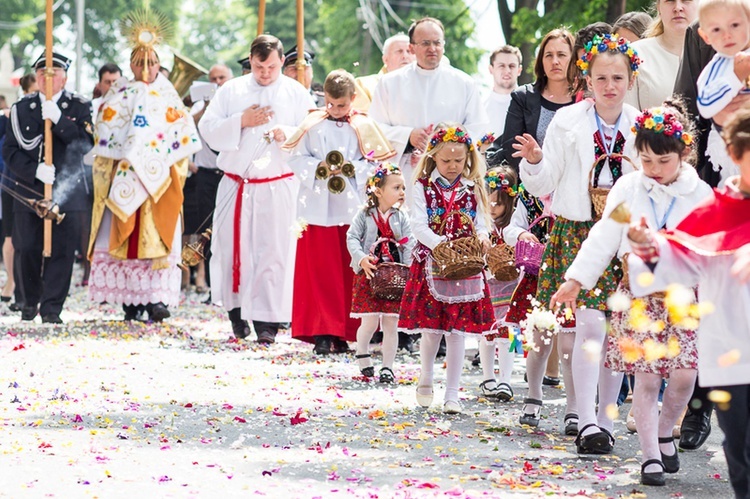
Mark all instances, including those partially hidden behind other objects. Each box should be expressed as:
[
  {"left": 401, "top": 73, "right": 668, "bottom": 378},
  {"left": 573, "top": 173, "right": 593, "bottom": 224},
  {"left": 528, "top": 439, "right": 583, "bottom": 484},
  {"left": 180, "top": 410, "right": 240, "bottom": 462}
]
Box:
[{"left": 1, "top": 2, "right": 750, "bottom": 495}]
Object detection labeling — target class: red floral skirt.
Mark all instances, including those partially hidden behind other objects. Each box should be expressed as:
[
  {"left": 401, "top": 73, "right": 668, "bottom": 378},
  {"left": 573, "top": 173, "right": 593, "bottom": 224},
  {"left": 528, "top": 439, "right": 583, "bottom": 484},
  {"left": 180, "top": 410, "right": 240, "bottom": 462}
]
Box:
[
  {"left": 397, "top": 259, "right": 494, "bottom": 335},
  {"left": 351, "top": 272, "right": 401, "bottom": 316}
]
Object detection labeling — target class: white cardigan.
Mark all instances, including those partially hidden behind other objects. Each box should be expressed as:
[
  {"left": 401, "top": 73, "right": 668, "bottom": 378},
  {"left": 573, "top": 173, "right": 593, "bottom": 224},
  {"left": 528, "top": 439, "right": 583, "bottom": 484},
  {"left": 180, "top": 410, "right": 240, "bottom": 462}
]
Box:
[
  {"left": 565, "top": 166, "right": 713, "bottom": 289},
  {"left": 520, "top": 100, "right": 641, "bottom": 221}
]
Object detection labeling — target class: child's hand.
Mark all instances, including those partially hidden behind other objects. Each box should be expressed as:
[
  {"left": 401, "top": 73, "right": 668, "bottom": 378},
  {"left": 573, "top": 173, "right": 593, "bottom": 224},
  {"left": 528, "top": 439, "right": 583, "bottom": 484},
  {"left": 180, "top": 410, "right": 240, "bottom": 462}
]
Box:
[
  {"left": 627, "top": 216, "right": 652, "bottom": 244},
  {"left": 360, "top": 256, "right": 378, "bottom": 279},
  {"left": 550, "top": 279, "right": 582, "bottom": 312},
  {"left": 270, "top": 126, "right": 286, "bottom": 143},
  {"left": 731, "top": 244, "right": 750, "bottom": 283},
  {"left": 518, "top": 231, "right": 540, "bottom": 244},
  {"left": 511, "top": 133, "right": 543, "bottom": 164},
  {"left": 734, "top": 52, "right": 750, "bottom": 86},
  {"left": 479, "top": 235, "right": 491, "bottom": 255}
]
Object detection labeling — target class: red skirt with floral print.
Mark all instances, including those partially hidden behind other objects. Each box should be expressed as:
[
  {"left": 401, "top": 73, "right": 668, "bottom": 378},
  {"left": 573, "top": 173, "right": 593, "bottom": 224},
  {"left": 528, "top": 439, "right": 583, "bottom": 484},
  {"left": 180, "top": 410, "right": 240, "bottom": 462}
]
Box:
[
  {"left": 398, "top": 259, "right": 494, "bottom": 335},
  {"left": 351, "top": 272, "right": 402, "bottom": 316}
]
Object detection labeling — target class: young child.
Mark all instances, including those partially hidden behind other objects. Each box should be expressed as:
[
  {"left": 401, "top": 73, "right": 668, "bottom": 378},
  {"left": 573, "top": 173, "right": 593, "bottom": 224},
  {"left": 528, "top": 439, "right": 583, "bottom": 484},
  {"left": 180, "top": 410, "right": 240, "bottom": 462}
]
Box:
[
  {"left": 284, "top": 69, "right": 395, "bottom": 354},
  {"left": 514, "top": 33, "right": 641, "bottom": 453},
  {"left": 478, "top": 166, "right": 520, "bottom": 402},
  {"left": 696, "top": 0, "right": 750, "bottom": 185},
  {"left": 627, "top": 107, "right": 750, "bottom": 497},
  {"left": 399, "top": 122, "right": 495, "bottom": 415},
  {"left": 346, "top": 163, "right": 414, "bottom": 383},
  {"left": 553, "top": 100, "right": 712, "bottom": 485}
]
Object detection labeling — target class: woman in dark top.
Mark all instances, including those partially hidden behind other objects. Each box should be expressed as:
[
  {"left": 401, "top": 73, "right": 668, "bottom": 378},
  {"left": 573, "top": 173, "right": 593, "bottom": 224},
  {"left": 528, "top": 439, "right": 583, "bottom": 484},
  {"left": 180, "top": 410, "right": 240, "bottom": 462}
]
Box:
[{"left": 487, "top": 28, "right": 576, "bottom": 172}]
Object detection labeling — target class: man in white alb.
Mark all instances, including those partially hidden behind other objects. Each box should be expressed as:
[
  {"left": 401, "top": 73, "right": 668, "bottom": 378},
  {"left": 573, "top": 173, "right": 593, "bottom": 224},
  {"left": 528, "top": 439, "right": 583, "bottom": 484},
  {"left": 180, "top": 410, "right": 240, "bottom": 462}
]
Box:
[
  {"left": 485, "top": 45, "right": 522, "bottom": 138},
  {"left": 199, "top": 35, "right": 315, "bottom": 343},
  {"left": 368, "top": 17, "right": 489, "bottom": 182},
  {"left": 352, "top": 33, "right": 414, "bottom": 113}
]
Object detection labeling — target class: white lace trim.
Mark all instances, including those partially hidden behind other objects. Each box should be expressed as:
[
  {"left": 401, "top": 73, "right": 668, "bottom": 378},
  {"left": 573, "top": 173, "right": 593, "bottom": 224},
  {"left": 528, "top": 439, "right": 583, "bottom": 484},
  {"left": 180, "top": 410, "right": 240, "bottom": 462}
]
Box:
[
  {"left": 425, "top": 257, "right": 485, "bottom": 304},
  {"left": 88, "top": 249, "right": 182, "bottom": 306},
  {"left": 401, "top": 328, "right": 486, "bottom": 337},
  {"left": 350, "top": 312, "right": 399, "bottom": 318}
]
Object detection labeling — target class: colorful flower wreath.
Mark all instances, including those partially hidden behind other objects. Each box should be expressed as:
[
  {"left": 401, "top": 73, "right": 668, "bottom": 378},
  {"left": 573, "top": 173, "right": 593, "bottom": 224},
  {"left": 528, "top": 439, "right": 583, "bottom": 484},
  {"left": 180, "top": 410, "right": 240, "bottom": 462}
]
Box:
[
  {"left": 366, "top": 162, "right": 401, "bottom": 194},
  {"left": 426, "top": 125, "right": 473, "bottom": 152},
  {"left": 476, "top": 132, "right": 496, "bottom": 149},
  {"left": 576, "top": 33, "right": 641, "bottom": 76},
  {"left": 485, "top": 170, "right": 517, "bottom": 197},
  {"left": 631, "top": 107, "right": 694, "bottom": 146}
]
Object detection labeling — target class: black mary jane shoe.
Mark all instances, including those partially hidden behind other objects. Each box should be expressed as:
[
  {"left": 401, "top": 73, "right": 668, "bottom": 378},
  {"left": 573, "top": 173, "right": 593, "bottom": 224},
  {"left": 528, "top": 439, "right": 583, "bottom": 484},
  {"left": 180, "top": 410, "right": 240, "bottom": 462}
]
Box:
[
  {"left": 575, "top": 423, "right": 614, "bottom": 455},
  {"left": 640, "top": 459, "right": 666, "bottom": 486},
  {"left": 659, "top": 436, "right": 680, "bottom": 473},
  {"left": 378, "top": 367, "right": 395, "bottom": 384},
  {"left": 519, "top": 398, "right": 543, "bottom": 427},
  {"left": 564, "top": 413, "right": 579, "bottom": 436},
  {"left": 355, "top": 354, "right": 374, "bottom": 377}
]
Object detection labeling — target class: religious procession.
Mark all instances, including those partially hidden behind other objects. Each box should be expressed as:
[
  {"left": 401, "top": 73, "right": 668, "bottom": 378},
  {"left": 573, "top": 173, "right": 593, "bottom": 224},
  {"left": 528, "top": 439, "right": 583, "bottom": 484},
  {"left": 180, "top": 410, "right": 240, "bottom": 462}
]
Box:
[{"left": 1, "top": 0, "right": 749, "bottom": 497}]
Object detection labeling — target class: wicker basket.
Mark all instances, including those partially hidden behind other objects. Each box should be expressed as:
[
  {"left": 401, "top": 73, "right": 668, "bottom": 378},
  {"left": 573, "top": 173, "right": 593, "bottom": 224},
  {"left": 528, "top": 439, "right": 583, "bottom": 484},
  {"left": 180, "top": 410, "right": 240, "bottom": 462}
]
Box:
[
  {"left": 370, "top": 262, "right": 409, "bottom": 301},
  {"left": 487, "top": 242, "right": 518, "bottom": 281},
  {"left": 514, "top": 215, "right": 550, "bottom": 275},
  {"left": 589, "top": 154, "right": 637, "bottom": 221},
  {"left": 432, "top": 211, "right": 484, "bottom": 280},
  {"left": 620, "top": 253, "right": 665, "bottom": 299}
]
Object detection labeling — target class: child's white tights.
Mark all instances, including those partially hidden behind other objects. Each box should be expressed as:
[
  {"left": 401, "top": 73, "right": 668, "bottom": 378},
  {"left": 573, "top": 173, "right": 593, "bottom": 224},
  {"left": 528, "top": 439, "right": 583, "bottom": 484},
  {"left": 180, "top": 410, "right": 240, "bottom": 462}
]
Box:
[
  {"left": 574, "top": 308, "right": 624, "bottom": 436},
  {"left": 524, "top": 330, "right": 576, "bottom": 415},
  {"left": 479, "top": 337, "right": 515, "bottom": 386},
  {"left": 634, "top": 369, "right": 697, "bottom": 473},
  {"left": 356, "top": 315, "right": 399, "bottom": 370},
  {"left": 420, "top": 332, "right": 465, "bottom": 403}
]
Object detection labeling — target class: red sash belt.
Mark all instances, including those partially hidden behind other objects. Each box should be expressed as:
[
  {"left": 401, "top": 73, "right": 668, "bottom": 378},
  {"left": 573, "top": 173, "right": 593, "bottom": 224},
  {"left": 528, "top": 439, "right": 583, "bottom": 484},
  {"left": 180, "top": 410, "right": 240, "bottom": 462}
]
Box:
[{"left": 224, "top": 171, "right": 294, "bottom": 293}]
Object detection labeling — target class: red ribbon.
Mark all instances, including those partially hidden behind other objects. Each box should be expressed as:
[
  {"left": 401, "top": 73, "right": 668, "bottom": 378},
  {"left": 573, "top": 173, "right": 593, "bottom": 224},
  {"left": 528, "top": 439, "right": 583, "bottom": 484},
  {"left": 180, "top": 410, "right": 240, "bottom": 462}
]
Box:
[
  {"left": 371, "top": 211, "right": 395, "bottom": 262},
  {"left": 224, "top": 172, "right": 294, "bottom": 293}
]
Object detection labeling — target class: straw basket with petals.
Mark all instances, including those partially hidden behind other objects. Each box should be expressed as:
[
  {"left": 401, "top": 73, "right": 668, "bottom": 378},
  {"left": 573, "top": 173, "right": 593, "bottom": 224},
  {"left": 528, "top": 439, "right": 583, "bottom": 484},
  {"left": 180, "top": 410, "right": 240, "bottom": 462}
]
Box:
[
  {"left": 589, "top": 154, "right": 637, "bottom": 221},
  {"left": 432, "top": 210, "right": 484, "bottom": 280},
  {"left": 487, "top": 239, "right": 518, "bottom": 281}
]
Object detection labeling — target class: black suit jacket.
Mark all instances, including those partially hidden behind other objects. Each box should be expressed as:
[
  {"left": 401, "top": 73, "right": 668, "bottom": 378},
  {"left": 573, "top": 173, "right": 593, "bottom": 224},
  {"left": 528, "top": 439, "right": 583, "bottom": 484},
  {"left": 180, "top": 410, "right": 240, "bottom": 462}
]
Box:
[
  {"left": 486, "top": 83, "right": 542, "bottom": 172},
  {"left": 673, "top": 20, "right": 719, "bottom": 186},
  {"left": 2, "top": 90, "right": 94, "bottom": 212}
]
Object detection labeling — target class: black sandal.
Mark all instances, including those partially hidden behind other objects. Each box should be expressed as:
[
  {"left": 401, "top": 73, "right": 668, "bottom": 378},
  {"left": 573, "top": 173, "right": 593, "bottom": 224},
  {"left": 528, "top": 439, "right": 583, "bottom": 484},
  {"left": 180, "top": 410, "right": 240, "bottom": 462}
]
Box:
[
  {"left": 640, "top": 459, "right": 666, "bottom": 486},
  {"left": 659, "top": 436, "right": 679, "bottom": 473},
  {"left": 356, "top": 354, "right": 374, "bottom": 377},
  {"left": 575, "top": 423, "right": 614, "bottom": 454},
  {"left": 496, "top": 382, "right": 513, "bottom": 402},
  {"left": 378, "top": 367, "right": 395, "bottom": 384},
  {"left": 563, "top": 413, "right": 579, "bottom": 436},
  {"left": 519, "top": 398, "right": 543, "bottom": 426}
]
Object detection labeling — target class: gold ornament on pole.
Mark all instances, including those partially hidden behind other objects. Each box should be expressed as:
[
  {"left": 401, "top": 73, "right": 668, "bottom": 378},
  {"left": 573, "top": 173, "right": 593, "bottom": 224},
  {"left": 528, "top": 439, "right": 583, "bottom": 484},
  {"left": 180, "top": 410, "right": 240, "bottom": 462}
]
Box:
[{"left": 120, "top": 9, "right": 173, "bottom": 82}]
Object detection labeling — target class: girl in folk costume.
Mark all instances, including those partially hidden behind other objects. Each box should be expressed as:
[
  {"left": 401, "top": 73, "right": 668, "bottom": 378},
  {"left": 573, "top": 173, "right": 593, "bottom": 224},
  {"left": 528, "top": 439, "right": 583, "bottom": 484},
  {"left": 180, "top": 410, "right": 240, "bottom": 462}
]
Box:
[
  {"left": 554, "top": 100, "right": 711, "bottom": 485},
  {"left": 283, "top": 69, "right": 395, "bottom": 355},
  {"left": 400, "top": 122, "right": 495, "bottom": 415},
  {"left": 514, "top": 34, "right": 642, "bottom": 453},
  {"left": 346, "top": 163, "right": 415, "bottom": 383},
  {"left": 627, "top": 107, "right": 750, "bottom": 496},
  {"left": 503, "top": 186, "right": 578, "bottom": 434},
  {"left": 478, "top": 166, "right": 521, "bottom": 402}
]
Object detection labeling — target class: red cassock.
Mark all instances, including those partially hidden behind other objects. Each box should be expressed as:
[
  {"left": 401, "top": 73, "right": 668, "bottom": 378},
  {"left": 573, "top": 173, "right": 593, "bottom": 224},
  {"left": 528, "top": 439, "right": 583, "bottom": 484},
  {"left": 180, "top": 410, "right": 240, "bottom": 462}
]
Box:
[{"left": 292, "top": 225, "right": 360, "bottom": 343}]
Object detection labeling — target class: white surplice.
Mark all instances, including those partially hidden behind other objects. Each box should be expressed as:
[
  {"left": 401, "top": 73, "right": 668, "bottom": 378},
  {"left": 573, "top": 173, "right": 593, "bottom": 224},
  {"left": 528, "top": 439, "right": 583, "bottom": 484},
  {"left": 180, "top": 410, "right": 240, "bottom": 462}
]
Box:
[
  {"left": 368, "top": 62, "right": 489, "bottom": 182},
  {"left": 199, "top": 74, "right": 315, "bottom": 322},
  {"left": 286, "top": 119, "right": 371, "bottom": 227}
]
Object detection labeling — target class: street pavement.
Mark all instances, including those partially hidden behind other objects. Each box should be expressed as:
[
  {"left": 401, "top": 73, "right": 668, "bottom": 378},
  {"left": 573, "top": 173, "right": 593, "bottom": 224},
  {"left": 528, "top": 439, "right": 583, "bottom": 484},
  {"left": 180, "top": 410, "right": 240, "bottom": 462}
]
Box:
[{"left": 0, "top": 271, "right": 733, "bottom": 498}]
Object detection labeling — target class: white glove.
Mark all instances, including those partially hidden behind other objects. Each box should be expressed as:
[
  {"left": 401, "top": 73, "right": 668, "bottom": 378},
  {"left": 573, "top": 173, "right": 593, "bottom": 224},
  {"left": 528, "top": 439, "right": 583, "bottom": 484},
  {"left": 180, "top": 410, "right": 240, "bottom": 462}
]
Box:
[
  {"left": 41, "top": 100, "right": 62, "bottom": 124},
  {"left": 35, "top": 163, "right": 56, "bottom": 185}
]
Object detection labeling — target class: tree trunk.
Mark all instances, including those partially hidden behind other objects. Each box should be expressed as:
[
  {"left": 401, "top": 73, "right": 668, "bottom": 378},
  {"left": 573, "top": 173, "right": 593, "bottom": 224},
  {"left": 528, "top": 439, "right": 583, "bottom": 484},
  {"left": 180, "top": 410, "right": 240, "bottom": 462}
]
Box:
[
  {"left": 606, "top": 0, "right": 627, "bottom": 23},
  {"left": 498, "top": 0, "right": 540, "bottom": 85}
]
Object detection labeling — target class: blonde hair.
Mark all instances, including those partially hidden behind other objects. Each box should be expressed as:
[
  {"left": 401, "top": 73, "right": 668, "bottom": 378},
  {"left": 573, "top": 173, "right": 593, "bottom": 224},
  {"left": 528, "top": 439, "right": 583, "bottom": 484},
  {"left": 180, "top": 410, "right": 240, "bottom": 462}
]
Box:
[
  {"left": 412, "top": 122, "right": 491, "bottom": 229},
  {"left": 698, "top": 0, "right": 750, "bottom": 24}
]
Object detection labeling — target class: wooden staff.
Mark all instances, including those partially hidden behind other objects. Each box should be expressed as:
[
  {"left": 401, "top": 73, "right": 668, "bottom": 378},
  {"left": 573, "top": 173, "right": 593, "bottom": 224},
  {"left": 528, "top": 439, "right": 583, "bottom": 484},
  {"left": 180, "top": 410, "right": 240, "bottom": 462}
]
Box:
[
  {"left": 257, "top": 0, "right": 266, "bottom": 36},
  {"left": 43, "top": 0, "right": 54, "bottom": 257},
  {"left": 296, "top": 0, "right": 305, "bottom": 85}
]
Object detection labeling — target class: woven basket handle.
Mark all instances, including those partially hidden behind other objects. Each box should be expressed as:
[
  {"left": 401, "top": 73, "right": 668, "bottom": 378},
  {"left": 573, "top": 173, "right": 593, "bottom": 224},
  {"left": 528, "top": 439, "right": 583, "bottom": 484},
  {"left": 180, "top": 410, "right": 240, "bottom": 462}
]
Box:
[
  {"left": 368, "top": 237, "right": 399, "bottom": 258},
  {"left": 527, "top": 214, "right": 553, "bottom": 231},
  {"left": 437, "top": 209, "right": 475, "bottom": 237},
  {"left": 589, "top": 153, "right": 638, "bottom": 187}
]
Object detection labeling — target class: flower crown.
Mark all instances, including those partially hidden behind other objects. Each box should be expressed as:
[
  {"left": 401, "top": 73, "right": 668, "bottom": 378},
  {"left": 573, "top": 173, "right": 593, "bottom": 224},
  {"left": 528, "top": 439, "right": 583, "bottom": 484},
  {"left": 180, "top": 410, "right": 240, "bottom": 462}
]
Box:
[
  {"left": 427, "top": 126, "right": 473, "bottom": 152},
  {"left": 631, "top": 107, "right": 694, "bottom": 146},
  {"left": 576, "top": 33, "right": 641, "bottom": 76},
  {"left": 485, "top": 170, "right": 517, "bottom": 197},
  {"left": 366, "top": 162, "right": 401, "bottom": 194}
]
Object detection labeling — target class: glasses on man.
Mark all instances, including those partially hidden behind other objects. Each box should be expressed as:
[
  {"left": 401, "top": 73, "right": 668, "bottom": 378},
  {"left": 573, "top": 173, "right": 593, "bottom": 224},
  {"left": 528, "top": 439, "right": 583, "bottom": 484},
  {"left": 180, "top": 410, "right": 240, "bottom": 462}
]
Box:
[{"left": 414, "top": 40, "right": 445, "bottom": 48}]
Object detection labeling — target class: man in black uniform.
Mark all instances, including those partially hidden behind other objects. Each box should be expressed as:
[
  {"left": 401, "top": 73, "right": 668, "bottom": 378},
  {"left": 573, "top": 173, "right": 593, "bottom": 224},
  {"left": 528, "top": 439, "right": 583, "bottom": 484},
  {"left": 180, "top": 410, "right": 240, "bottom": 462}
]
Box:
[{"left": 2, "top": 52, "right": 94, "bottom": 323}]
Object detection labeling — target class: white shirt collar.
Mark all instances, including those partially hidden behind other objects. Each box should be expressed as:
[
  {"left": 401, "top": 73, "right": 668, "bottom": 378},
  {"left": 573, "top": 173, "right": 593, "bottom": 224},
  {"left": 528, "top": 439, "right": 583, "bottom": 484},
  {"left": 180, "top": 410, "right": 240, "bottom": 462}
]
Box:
[{"left": 429, "top": 168, "right": 475, "bottom": 187}]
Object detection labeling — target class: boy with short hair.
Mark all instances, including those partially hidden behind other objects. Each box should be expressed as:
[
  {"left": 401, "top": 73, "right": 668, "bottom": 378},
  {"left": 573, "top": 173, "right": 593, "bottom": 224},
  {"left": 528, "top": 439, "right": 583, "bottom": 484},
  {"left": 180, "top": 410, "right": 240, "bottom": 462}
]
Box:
[{"left": 283, "top": 69, "right": 395, "bottom": 354}]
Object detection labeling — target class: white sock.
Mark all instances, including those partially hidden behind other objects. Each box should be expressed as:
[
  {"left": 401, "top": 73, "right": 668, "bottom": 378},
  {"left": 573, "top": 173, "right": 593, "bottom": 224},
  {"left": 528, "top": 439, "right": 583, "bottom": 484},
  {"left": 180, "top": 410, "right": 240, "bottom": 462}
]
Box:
[
  {"left": 380, "top": 316, "right": 398, "bottom": 370},
  {"left": 525, "top": 326, "right": 555, "bottom": 401},
  {"left": 572, "top": 308, "right": 608, "bottom": 436},
  {"left": 355, "top": 315, "right": 379, "bottom": 370},
  {"left": 633, "top": 372, "right": 663, "bottom": 472},
  {"left": 558, "top": 331, "right": 577, "bottom": 415},
  {"left": 496, "top": 338, "right": 515, "bottom": 385},
  {"left": 444, "top": 333, "right": 465, "bottom": 403},
  {"left": 419, "top": 332, "right": 442, "bottom": 389},
  {"left": 479, "top": 337, "right": 497, "bottom": 384}
]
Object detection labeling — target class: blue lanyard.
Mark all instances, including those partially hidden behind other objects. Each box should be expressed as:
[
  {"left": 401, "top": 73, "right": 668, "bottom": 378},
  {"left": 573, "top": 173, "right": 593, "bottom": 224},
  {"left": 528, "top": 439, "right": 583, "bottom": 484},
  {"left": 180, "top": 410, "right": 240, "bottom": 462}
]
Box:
[
  {"left": 649, "top": 196, "right": 676, "bottom": 230},
  {"left": 594, "top": 111, "right": 622, "bottom": 157}
]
